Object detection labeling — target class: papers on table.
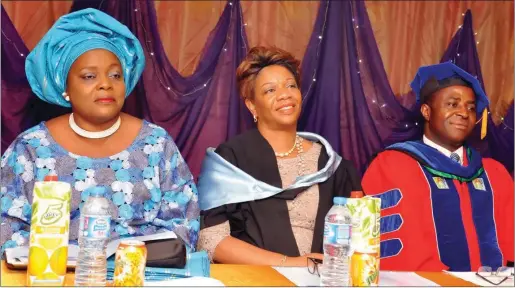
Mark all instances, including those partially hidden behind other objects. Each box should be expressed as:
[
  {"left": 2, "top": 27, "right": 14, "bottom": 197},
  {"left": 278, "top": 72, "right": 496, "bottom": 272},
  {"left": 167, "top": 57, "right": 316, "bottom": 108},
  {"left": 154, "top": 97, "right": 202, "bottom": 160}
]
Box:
[
  {"left": 273, "top": 267, "right": 439, "bottom": 287},
  {"left": 445, "top": 270, "right": 515, "bottom": 287},
  {"left": 144, "top": 277, "right": 224, "bottom": 286},
  {"left": 273, "top": 266, "right": 321, "bottom": 286},
  {"left": 379, "top": 271, "right": 439, "bottom": 286}
]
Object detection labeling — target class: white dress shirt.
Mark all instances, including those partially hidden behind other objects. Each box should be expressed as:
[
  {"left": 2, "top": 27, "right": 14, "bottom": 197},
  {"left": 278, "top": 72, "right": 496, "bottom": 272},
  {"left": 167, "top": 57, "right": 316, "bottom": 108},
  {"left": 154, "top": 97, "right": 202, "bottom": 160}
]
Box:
[{"left": 423, "top": 135, "right": 464, "bottom": 165}]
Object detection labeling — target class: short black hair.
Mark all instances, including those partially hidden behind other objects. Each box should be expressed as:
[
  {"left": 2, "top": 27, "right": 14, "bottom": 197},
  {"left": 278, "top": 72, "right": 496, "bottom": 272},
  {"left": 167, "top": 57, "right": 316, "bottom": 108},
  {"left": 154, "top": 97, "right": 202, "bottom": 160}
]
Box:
[{"left": 420, "top": 76, "right": 473, "bottom": 104}]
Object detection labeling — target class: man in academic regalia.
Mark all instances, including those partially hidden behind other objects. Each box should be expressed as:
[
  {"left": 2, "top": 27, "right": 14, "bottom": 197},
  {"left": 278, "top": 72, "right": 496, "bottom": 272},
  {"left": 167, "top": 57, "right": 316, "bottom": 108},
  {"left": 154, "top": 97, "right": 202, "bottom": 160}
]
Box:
[{"left": 362, "top": 62, "right": 514, "bottom": 271}]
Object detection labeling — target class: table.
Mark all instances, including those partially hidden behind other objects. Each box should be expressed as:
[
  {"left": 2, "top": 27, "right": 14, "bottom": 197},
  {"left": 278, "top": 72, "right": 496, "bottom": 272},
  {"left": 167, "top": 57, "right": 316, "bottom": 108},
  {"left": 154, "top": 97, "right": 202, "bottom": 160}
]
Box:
[{"left": 1, "top": 261, "right": 477, "bottom": 286}]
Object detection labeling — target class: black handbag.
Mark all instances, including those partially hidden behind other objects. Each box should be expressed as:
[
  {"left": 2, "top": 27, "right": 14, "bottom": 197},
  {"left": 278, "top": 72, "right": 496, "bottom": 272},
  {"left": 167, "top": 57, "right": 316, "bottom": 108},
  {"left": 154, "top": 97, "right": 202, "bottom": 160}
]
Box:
[{"left": 144, "top": 238, "right": 187, "bottom": 268}]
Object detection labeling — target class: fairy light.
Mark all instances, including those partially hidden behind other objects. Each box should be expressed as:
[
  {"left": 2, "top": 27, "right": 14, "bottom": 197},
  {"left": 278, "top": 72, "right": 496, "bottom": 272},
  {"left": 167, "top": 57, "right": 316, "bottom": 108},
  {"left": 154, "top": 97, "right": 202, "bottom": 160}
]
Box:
[
  {"left": 493, "top": 112, "right": 513, "bottom": 131},
  {"left": 303, "top": 1, "right": 330, "bottom": 98},
  {"left": 350, "top": 9, "right": 402, "bottom": 125},
  {"left": 0, "top": 5, "right": 510, "bottom": 136},
  {"left": 321, "top": 9, "right": 509, "bottom": 132},
  {"left": 238, "top": 2, "right": 248, "bottom": 52},
  {"left": 131, "top": 0, "right": 249, "bottom": 97},
  {"left": 4, "top": 3, "right": 503, "bottom": 132},
  {"left": 2, "top": 30, "right": 25, "bottom": 57},
  {"left": 357, "top": 10, "right": 488, "bottom": 130}
]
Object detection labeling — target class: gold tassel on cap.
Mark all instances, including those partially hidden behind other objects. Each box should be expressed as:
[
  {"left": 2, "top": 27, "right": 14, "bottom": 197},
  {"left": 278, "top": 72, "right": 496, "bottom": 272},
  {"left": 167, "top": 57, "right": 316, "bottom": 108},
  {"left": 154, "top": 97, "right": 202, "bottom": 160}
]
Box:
[{"left": 480, "top": 108, "right": 488, "bottom": 140}]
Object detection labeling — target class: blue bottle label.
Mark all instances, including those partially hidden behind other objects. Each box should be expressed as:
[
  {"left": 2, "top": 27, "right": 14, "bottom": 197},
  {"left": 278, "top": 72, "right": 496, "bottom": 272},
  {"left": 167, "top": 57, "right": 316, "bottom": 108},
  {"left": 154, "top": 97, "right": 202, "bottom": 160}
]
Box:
[
  {"left": 79, "top": 216, "right": 111, "bottom": 239},
  {"left": 324, "top": 223, "right": 351, "bottom": 245}
]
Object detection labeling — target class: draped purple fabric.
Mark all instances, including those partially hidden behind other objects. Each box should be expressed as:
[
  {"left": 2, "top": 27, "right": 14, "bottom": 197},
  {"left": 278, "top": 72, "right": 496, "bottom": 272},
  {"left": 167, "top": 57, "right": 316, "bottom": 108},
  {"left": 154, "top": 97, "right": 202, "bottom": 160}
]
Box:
[
  {"left": 488, "top": 103, "right": 514, "bottom": 173},
  {"left": 299, "top": 0, "right": 421, "bottom": 174},
  {"left": 439, "top": 10, "right": 489, "bottom": 155},
  {"left": 2, "top": 1, "right": 512, "bottom": 177},
  {"left": 2, "top": 6, "right": 71, "bottom": 152}
]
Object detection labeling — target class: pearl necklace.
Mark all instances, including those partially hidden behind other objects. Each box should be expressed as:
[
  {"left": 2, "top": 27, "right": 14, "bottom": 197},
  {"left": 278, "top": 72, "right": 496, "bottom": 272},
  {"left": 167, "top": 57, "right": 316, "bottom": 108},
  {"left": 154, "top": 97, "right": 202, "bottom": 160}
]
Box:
[
  {"left": 275, "top": 135, "right": 306, "bottom": 176},
  {"left": 295, "top": 136, "right": 305, "bottom": 176},
  {"left": 275, "top": 136, "right": 298, "bottom": 157},
  {"left": 69, "top": 113, "right": 121, "bottom": 139}
]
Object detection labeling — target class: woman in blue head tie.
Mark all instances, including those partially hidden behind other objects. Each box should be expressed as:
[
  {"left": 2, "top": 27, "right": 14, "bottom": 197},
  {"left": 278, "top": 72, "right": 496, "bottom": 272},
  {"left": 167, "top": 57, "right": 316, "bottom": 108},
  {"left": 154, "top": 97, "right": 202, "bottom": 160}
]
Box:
[{"left": 0, "top": 8, "right": 199, "bottom": 255}]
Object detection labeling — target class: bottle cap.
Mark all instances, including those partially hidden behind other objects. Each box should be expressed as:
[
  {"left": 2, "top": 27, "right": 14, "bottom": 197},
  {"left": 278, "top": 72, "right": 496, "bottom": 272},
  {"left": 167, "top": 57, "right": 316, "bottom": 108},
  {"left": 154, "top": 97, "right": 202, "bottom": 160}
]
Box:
[
  {"left": 350, "top": 191, "right": 364, "bottom": 198},
  {"left": 333, "top": 197, "right": 347, "bottom": 205},
  {"left": 89, "top": 186, "right": 106, "bottom": 197},
  {"left": 44, "top": 174, "right": 58, "bottom": 182}
]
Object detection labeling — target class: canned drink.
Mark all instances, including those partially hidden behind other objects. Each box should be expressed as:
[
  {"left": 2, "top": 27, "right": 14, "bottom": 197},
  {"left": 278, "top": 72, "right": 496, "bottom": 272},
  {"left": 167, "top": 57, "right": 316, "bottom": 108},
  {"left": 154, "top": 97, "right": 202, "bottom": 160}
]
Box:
[
  {"left": 113, "top": 240, "right": 147, "bottom": 286},
  {"left": 351, "top": 251, "right": 380, "bottom": 286}
]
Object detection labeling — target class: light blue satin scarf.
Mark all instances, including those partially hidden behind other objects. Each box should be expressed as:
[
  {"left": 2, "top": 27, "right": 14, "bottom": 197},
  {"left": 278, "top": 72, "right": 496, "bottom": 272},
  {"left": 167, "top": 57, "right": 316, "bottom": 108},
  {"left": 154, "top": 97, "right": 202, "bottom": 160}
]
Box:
[{"left": 198, "top": 132, "right": 342, "bottom": 211}]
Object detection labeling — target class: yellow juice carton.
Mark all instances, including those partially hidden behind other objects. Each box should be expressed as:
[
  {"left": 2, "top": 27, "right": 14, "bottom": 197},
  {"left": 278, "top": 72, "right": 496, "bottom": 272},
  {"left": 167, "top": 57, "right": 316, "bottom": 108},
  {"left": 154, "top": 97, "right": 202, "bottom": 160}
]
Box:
[
  {"left": 346, "top": 193, "right": 381, "bottom": 286},
  {"left": 27, "top": 175, "right": 71, "bottom": 286}
]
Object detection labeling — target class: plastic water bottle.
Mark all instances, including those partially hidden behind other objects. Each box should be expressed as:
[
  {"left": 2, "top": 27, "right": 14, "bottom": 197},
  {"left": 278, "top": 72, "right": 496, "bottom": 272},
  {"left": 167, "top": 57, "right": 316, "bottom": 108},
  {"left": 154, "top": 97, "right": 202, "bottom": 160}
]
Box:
[
  {"left": 75, "top": 187, "right": 112, "bottom": 286},
  {"left": 320, "top": 197, "right": 352, "bottom": 287}
]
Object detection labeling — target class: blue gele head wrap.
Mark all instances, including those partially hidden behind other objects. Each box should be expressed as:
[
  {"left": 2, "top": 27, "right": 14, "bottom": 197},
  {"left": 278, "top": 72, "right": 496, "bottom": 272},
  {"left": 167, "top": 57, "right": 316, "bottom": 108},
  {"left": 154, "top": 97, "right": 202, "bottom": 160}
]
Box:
[{"left": 25, "top": 8, "right": 145, "bottom": 107}]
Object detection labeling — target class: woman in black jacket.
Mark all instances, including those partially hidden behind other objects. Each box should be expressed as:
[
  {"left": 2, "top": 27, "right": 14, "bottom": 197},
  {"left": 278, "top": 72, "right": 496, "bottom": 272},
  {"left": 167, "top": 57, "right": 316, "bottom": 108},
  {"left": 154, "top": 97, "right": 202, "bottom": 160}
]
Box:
[{"left": 197, "top": 46, "right": 361, "bottom": 266}]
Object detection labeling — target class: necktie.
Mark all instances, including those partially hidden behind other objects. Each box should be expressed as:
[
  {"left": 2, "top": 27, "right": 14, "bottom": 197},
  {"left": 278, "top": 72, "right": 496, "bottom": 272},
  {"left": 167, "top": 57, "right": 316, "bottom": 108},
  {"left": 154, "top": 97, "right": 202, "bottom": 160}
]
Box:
[{"left": 450, "top": 152, "right": 461, "bottom": 164}]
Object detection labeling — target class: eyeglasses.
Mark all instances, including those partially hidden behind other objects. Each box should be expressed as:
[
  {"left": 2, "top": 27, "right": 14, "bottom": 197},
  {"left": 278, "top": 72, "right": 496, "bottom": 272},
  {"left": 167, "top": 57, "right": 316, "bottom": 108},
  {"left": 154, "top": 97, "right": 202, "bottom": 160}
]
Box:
[
  {"left": 476, "top": 266, "right": 514, "bottom": 286},
  {"left": 307, "top": 257, "right": 322, "bottom": 276}
]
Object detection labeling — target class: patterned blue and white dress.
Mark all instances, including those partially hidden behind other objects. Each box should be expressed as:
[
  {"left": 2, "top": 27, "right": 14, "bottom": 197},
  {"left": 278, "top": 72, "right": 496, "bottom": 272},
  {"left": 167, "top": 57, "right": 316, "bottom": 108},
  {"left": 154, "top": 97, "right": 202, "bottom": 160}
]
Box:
[{"left": 0, "top": 120, "right": 199, "bottom": 256}]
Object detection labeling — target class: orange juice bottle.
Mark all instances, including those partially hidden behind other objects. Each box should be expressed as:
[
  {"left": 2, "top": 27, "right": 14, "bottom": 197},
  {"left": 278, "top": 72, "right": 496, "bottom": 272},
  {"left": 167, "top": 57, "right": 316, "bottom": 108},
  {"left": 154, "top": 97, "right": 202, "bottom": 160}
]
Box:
[{"left": 26, "top": 175, "right": 71, "bottom": 286}]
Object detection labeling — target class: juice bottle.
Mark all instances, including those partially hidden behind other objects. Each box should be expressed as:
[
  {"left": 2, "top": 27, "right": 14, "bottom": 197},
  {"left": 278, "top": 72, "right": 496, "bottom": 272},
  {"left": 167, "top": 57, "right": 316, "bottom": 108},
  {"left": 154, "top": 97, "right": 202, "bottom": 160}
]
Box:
[
  {"left": 346, "top": 194, "right": 381, "bottom": 286},
  {"left": 26, "top": 175, "right": 71, "bottom": 286}
]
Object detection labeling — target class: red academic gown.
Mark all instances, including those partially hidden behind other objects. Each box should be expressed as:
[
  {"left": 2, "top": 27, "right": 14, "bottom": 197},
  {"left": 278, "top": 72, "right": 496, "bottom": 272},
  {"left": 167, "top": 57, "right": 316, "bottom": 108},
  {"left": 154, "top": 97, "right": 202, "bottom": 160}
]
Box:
[{"left": 362, "top": 150, "right": 514, "bottom": 271}]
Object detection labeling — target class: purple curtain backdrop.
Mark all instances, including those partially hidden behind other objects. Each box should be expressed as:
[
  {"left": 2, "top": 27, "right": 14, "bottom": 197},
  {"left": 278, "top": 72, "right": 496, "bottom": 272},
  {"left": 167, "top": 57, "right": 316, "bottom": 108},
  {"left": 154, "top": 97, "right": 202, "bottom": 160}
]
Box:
[
  {"left": 440, "top": 10, "right": 489, "bottom": 156},
  {"left": 1, "top": 6, "right": 71, "bottom": 152},
  {"left": 2, "top": 0, "right": 513, "bottom": 177},
  {"left": 440, "top": 10, "right": 514, "bottom": 173},
  {"left": 299, "top": 0, "right": 421, "bottom": 174}
]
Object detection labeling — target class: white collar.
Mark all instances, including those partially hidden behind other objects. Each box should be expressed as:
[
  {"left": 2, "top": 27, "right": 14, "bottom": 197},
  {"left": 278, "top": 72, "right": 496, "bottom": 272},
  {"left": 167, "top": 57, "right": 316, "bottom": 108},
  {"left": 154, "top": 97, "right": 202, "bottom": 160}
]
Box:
[{"left": 423, "top": 135, "right": 464, "bottom": 165}]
